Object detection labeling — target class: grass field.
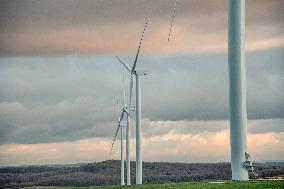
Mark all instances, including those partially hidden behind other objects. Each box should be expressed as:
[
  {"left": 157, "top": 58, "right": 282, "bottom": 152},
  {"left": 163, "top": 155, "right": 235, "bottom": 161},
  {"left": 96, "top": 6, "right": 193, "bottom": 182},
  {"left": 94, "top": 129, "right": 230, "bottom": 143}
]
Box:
[{"left": 26, "top": 180, "right": 284, "bottom": 189}]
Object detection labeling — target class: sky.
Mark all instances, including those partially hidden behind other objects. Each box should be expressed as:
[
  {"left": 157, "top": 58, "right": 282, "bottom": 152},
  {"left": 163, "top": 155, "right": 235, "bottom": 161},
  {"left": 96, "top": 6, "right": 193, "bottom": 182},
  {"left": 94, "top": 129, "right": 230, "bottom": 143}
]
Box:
[{"left": 0, "top": 0, "right": 283, "bottom": 166}]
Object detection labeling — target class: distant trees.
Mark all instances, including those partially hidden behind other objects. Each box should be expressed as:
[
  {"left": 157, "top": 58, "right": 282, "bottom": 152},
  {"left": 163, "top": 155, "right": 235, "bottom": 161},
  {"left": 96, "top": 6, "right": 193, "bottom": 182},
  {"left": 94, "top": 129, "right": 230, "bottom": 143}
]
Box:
[{"left": 0, "top": 160, "right": 283, "bottom": 187}]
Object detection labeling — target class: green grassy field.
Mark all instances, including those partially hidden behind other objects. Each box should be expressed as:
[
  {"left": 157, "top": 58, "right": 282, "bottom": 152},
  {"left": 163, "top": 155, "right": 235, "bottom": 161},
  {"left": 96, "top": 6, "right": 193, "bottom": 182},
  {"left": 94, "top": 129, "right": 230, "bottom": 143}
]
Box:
[{"left": 26, "top": 180, "right": 284, "bottom": 189}]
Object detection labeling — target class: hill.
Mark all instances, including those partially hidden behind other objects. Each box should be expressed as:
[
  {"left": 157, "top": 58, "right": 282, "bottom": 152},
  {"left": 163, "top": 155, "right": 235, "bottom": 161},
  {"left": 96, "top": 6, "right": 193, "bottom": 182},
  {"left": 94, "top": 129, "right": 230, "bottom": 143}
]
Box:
[{"left": 0, "top": 160, "right": 283, "bottom": 188}]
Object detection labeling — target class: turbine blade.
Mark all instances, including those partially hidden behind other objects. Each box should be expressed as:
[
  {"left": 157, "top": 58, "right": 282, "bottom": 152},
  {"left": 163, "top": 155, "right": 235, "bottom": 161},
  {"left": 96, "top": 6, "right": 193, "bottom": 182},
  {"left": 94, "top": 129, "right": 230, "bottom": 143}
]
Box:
[
  {"left": 118, "top": 110, "right": 125, "bottom": 125},
  {"left": 111, "top": 109, "right": 126, "bottom": 152},
  {"left": 168, "top": 0, "right": 178, "bottom": 42},
  {"left": 111, "top": 98, "right": 121, "bottom": 152},
  {"left": 132, "top": 19, "right": 149, "bottom": 72},
  {"left": 111, "top": 124, "right": 121, "bottom": 152},
  {"left": 115, "top": 56, "right": 131, "bottom": 72}
]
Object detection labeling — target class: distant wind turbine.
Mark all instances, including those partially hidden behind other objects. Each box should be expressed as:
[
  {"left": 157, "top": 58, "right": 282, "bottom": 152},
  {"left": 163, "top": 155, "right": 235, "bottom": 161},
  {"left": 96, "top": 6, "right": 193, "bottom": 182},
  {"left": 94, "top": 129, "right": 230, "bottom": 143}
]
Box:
[
  {"left": 119, "top": 99, "right": 125, "bottom": 186},
  {"left": 110, "top": 97, "right": 126, "bottom": 185},
  {"left": 115, "top": 19, "right": 150, "bottom": 185},
  {"left": 115, "top": 56, "right": 133, "bottom": 185}
]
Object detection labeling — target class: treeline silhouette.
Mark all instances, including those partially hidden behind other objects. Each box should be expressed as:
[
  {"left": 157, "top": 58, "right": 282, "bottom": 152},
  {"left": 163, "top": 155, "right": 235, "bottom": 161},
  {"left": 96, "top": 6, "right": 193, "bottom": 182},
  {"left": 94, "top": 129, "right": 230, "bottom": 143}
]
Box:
[{"left": 0, "top": 160, "right": 283, "bottom": 188}]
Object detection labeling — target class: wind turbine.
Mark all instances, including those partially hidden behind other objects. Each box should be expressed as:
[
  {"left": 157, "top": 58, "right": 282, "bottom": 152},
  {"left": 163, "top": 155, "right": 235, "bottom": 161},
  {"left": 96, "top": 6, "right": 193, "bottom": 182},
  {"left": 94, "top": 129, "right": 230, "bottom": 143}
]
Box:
[
  {"left": 115, "top": 58, "right": 132, "bottom": 186},
  {"left": 119, "top": 100, "right": 125, "bottom": 186},
  {"left": 166, "top": 0, "right": 249, "bottom": 181},
  {"left": 111, "top": 76, "right": 132, "bottom": 185},
  {"left": 110, "top": 98, "right": 126, "bottom": 185},
  {"left": 115, "top": 19, "right": 150, "bottom": 185},
  {"left": 166, "top": 0, "right": 284, "bottom": 181},
  {"left": 168, "top": 0, "right": 248, "bottom": 180}
]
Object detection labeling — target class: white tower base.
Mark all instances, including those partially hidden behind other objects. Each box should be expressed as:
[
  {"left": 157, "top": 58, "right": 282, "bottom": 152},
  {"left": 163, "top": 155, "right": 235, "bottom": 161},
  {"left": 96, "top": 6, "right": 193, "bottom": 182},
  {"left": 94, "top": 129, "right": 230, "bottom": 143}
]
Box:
[
  {"left": 126, "top": 115, "right": 131, "bottom": 185},
  {"left": 135, "top": 73, "right": 142, "bottom": 184},
  {"left": 120, "top": 127, "right": 125, "bottom": 185}
]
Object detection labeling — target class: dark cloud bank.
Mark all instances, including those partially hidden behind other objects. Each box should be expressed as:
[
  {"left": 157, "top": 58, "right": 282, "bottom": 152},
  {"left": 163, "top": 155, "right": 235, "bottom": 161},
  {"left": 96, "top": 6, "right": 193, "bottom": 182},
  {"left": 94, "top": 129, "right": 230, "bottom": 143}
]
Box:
[{"left": 0, "top": 47, "right": 283, "bottom": 144}]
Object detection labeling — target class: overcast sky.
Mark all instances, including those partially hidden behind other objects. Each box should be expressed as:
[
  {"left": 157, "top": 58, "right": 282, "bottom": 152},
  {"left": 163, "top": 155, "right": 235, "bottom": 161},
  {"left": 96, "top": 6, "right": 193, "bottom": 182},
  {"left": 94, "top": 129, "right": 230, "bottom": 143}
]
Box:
[{"left": 0, "top": 0, "right": 283, "bottom": 166}]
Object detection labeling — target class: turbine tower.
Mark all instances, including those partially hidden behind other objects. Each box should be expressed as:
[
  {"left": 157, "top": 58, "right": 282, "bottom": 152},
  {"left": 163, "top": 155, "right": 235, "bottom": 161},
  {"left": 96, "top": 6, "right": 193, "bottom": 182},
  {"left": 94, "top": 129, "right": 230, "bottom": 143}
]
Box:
[
  {"left": 228, "top": 0, "right": 249, "bottom": 180},
  {"left": 115, "top": 57, "right": 132, "bottom": 185},
  {"left": 115, "top": 19, "right": 149, "bottom": 185},
  {"left": 110, "top": 98, "right": 126, "bottom": 185},
  {"left": 119, "top": 77, "right": 127, "bottom": 185},
  {"left": 111, "top": 80, "right": 132, "bottom": 186},
  {"left": 120, "top": 115, "right": 125, "bottom": 185}
]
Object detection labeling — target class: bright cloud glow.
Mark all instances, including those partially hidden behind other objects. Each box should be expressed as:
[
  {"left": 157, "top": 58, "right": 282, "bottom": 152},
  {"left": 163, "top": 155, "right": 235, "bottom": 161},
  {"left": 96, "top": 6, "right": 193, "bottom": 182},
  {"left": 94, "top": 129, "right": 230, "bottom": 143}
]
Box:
[{"left": 1, "top": 127, "right": 283, "bottom": 166}]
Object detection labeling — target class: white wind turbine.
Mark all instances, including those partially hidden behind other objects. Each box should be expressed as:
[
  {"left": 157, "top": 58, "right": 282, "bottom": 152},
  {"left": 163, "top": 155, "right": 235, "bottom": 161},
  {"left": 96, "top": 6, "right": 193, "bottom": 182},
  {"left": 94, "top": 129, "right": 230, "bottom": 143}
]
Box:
[
  {"left": 110, "top": 77, "right": 131, "bottom": 185},
  {"left": 115, "top": 19, "right": 149, "bottom": 185},
  {"left": 167, "top": 0, "right": 249, "bottom": 180},
  {"left": 166, "top": 0, "right": 284, "bottom": 181},
  {"left": 114, "top": 60, "right": 132, "bottom": 185},
  {"left": 110, "top": 99, "right": 125, "bottom": 185}
]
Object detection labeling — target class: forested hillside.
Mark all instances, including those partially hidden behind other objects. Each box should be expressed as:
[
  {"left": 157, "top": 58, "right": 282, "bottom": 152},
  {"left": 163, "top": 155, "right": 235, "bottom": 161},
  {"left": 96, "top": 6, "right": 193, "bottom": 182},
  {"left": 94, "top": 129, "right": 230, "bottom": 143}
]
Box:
[{"left": 0, "top": 160, "right": 283, "bottom": 188}]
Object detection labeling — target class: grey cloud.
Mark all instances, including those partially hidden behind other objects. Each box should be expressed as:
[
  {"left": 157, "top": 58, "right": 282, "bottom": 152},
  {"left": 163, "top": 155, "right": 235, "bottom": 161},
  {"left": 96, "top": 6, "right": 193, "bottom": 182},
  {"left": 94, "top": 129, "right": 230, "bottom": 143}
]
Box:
[
  {"left": 0, "top": 56, "right": 121, "bottom": 103},
  {"left": 0, "top": 98, "right": 118, "bottom": 144},
  {"left": 248, "top": 119, "right": 284, "bottom": 134},
  {"left": 142, "top": 48, "right": 284, "bottom": 121},
  {"left": 0, "top": 0, "right": 283, "bottom": 56},
  {"left": 142, "top": 119, "right": 284, "bottom": 138},
  {"left": 0, "top": 47, "right": 283, "bottom": 144},
  {"left": 0, "top": 56, "right": 125, "bottom": 144}
]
